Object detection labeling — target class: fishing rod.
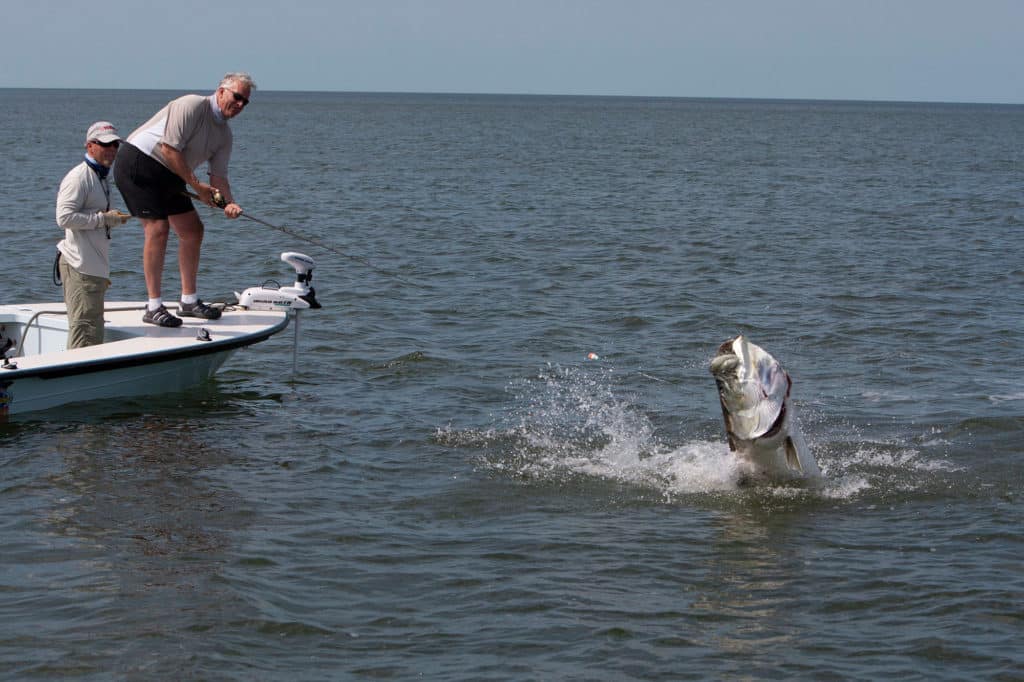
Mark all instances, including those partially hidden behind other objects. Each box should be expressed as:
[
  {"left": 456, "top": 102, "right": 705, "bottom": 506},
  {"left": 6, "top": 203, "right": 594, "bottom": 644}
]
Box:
[{"left": 183, "top": 190, "right": 419, "bottom": 287}]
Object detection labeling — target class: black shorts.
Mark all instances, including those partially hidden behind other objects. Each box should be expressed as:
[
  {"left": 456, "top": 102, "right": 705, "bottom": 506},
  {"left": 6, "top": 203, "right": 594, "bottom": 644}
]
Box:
[{"left": 114, "top": 142, "right": 195, "bottom": 219}]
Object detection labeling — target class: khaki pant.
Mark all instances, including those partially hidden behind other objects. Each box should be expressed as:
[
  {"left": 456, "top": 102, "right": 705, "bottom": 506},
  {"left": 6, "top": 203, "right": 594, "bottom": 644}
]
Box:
[{"left": 59, "top": 258, "right": 110, "bottom": 349}]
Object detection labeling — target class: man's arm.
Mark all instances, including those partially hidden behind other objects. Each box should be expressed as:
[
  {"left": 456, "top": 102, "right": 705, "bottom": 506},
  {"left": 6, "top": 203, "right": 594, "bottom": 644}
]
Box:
[
  {"left": 209, "top": 174, "right": 243, "bottom": 219},
  {"left": 56, "top": 167, "right": 108, "bottom": 230},
  {"left": 159, "top": 143, "right": 217, "bottom": 207}
]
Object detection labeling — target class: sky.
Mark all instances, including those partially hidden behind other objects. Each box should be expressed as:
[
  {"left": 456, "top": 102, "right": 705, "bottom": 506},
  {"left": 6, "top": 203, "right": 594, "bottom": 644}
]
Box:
[{"left": 3, "top": 0, "right": 1022, "bottom": 103}]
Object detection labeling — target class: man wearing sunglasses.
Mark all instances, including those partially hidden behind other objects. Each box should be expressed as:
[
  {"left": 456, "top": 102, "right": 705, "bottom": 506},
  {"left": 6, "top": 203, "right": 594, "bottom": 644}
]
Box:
[
  {"left": 114, "top": 72, "right": 255, "bottom": 327},
  {"left": 55, "top": 121, "right": 131, "bottom": 348}
]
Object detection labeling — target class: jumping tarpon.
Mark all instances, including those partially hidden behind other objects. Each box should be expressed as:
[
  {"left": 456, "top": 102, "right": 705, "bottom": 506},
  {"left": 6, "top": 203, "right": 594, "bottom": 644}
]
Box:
[{"left": 709, "top": 336, "right": 821, "bottom": 482}]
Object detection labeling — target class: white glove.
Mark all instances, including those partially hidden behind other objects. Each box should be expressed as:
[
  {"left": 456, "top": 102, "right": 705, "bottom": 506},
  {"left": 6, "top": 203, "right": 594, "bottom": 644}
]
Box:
[{"left": 100, "top": 210, "right": 131, "bottom": 228}]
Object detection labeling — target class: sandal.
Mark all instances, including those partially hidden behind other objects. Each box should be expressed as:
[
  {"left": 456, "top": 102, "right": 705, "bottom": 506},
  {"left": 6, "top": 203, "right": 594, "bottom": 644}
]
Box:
[
  {"left": 178, "top": 299, "right": 222, "bottom": 320},
  {"left": 142, "top": 305, "right": 183, "bottom": 327}
]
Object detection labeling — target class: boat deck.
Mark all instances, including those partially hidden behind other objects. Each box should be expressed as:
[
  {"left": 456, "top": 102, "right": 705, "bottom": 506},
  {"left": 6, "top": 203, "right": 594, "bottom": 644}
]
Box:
[{"left": 1, "top": 301, "right": 291, "bottom": 377}]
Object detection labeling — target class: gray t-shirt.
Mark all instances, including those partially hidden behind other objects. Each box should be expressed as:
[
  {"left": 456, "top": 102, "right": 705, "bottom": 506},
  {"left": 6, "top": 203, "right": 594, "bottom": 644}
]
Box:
[{"left": 127, "top": 94, "right": 233, "bottom": 178}]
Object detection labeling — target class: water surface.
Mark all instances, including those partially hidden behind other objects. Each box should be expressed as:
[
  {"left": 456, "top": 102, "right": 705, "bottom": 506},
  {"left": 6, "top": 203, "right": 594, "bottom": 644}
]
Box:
[{"left": 0, "top": 90, "right": 1022, "bottom": 680}]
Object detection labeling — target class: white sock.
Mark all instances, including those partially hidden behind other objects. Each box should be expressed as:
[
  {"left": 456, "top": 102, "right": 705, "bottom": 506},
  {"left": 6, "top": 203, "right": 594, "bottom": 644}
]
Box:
[
  {"left": 148, "top": 298, "right": 163, "bottom": 311},
  {"left": 181, "top": 293, "right": 198, "bottom": 305}
]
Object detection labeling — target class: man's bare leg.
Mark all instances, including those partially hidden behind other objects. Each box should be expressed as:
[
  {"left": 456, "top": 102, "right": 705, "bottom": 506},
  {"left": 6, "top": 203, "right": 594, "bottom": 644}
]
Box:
[
  {"left": 142, "top": 218, "right": 171, "bottom": 300},
  {"left": 170, "top": 210, "right": 205, "bottom": 298}
]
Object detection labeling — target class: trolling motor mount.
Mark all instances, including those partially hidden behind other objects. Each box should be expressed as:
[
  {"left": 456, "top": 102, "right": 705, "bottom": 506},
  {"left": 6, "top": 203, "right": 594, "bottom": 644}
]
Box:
[{"left": 279, "top": 252, "right": 321, "bottom": 309}]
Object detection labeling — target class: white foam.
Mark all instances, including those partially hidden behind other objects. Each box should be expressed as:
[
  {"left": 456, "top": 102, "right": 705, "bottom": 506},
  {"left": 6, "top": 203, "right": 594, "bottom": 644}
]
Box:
[
  {"left": 465, "top": 364, "right": 960, "bottom": 503},
  {"left": 989, "top": 392, "right": 1024, "bottom": 403},
  {"left": 489, "top": 365, "right": 757, "bottom": 497},
  {"left": 819, "top": 475, "right": 872, "bottom": 499}
]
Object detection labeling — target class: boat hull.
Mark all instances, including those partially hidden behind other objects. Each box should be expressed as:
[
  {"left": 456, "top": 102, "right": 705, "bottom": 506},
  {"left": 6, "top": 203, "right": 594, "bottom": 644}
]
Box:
[
  {"left": 0, "top": 302, "right": 291, "bottom": 418},
  {"left": 0, "top": 346, "right": 238, "bottom": 416}
]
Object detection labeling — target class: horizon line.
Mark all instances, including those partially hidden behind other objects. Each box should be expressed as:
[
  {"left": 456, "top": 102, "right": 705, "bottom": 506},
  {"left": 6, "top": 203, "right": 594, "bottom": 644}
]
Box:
[{"left": 1, "top": 86, "right": 1020, "bottom": 107}]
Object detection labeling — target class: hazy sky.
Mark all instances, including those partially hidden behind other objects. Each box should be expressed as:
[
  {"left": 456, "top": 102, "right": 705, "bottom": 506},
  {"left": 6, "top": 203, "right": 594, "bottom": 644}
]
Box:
[{"left": 4, "top": 0, "right": 1021, "bottom": 103}]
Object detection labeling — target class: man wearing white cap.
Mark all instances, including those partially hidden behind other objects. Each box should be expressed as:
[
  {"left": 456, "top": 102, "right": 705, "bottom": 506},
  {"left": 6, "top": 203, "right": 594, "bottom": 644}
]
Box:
[{"left": 55, "top": 121, "right": 131, "bottom": 348}]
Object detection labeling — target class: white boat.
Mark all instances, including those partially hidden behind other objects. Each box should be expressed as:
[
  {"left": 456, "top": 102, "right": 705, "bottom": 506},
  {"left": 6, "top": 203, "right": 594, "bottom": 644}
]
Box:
[{"left": 0, "top": 252, "right": 320, "bottom": 418}]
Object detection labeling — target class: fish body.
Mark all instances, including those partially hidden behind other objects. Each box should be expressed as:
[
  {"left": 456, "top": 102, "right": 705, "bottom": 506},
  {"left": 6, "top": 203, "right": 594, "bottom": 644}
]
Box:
[{"left": 709, "top": 336, "right": 821, "bottom": 482}]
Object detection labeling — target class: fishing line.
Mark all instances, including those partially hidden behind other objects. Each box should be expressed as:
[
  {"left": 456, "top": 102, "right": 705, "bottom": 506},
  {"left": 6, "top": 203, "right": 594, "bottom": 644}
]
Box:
[{"left": 182, "top": 190, "right": 418, "bottom": 287}]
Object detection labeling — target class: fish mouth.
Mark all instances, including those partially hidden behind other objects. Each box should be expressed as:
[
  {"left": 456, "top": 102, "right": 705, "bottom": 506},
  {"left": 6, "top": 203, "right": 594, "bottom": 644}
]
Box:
[{"left": 709, "top": 335, "right": 791, "bottom": 443}]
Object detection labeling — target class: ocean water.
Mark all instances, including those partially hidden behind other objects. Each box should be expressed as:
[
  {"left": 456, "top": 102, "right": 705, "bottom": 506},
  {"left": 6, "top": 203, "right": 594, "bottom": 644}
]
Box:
[{"left": 0, "top": 89, "right": 1022, "bottom": 680}]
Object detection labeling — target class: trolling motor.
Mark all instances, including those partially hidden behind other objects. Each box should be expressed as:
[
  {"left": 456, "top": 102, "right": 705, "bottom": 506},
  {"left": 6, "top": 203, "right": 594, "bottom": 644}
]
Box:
[
  {"left": 235, "top": 252, "right": 322, "bottom": 311},
  {"left": 279, "top": 251, "right": 322, "bottom": 309}
]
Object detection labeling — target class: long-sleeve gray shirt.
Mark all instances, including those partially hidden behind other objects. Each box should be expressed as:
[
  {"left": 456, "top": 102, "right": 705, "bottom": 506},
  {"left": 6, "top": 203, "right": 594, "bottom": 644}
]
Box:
[{"left": 56, "top": 160, "right": 112, "bottom": 279}]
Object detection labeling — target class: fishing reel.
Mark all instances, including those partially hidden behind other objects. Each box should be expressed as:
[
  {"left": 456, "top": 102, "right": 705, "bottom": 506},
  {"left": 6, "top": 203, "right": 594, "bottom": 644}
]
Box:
[{"left": 235, "top": 252, "right": 322, "bottom": 311}]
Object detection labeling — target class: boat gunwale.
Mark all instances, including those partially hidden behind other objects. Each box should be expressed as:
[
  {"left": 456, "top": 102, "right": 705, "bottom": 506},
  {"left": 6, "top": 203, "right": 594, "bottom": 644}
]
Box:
[{"left": 0, "top": 305, "right": 291, "bottom": 381}]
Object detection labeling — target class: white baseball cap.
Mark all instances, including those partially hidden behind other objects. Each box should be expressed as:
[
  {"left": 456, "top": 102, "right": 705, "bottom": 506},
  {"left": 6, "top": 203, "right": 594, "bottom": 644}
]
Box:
[{"left": 85, "top": 121, "right": 121, "bottom": 144}]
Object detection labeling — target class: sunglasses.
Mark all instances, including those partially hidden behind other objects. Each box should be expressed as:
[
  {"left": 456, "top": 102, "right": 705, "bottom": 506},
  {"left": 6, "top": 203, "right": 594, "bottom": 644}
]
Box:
[
  {"left": 91, "top": 140, "right": 120, "bottom": 148},
  {"left": 225, "top": 88, "right": 249, "bottom": 107}
]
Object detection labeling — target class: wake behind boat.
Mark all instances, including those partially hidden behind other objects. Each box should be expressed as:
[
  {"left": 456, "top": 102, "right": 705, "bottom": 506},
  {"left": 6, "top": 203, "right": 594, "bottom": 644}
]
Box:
[{"left": 0, "top": 252, "right": 320, "bottom": 418}]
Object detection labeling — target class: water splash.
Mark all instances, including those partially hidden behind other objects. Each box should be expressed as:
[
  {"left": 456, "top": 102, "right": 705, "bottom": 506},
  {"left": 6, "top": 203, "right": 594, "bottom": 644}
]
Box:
[
  {"left": 442, "top": 364, "right": 755, "bottom": 498},
  {"left": 436, "top": 362, "right": 967, "bottom": 504}
]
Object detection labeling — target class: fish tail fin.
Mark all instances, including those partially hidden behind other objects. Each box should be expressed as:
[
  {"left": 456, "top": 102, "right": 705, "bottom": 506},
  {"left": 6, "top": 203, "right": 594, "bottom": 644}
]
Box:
[{"left": 785, "top": 437, "right": 803, "bottom": 473}]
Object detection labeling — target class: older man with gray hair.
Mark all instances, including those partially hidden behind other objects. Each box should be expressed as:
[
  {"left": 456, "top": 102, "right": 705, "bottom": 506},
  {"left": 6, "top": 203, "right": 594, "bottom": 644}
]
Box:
[{"left": 114, "top": 73, "right": 256, "bottom": 327}]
